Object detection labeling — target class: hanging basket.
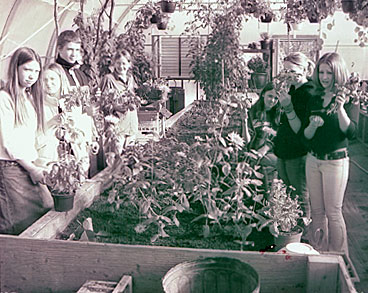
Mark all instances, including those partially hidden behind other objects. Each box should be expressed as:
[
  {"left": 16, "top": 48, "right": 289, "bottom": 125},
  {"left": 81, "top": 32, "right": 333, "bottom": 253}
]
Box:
[
  {"left": 150, "top": 14, "right": 159, "bottom": 24},
  {"left": 250, "top": 72, "right": 268, "bottom": 89},
  {"left": 260, "top": 13, "right": 273, "bottom": 23},
  {"left": 307, "top": 11, "right": 319, "bottom": 23},
  {"left": 160, "top": 1, "right": 176, "bottom": 13},
  {"left": 157, "top": 20, "right": 169, "bottom": 30},
  {"left": 52, "top": 192, "right": 75, "bottom": 212},
  {"left": 162, "top": 257, "right": 260, "bottom": 293},
  {"left": 341, "top": 0, "right": 356, "bottom": 13}
]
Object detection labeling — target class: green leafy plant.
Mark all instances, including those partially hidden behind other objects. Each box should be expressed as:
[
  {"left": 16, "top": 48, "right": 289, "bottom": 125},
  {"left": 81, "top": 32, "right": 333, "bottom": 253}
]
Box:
[
  {"left": 350, "top": 1, "right": 368, "bottom": 46},
  {"left": 247, "top": 56, "right": 269, "bottom": 73},
  {"left": 285, "top": 0, "right": 308, "bottom": 24},
  {"left": 327, "top": 71, "right": 367, "bottom": 115},
  {"left": 44, "top": 112, "right": 88, "bottom": 196},
  {"left": 262, "top": 179, "right": 303, "bottom": 235},
  {"left": 185, "top": 1, "right": 249, "bottom": 100},
  {"left": 108, "top": 92, "right": 269, "bottom": 247}
]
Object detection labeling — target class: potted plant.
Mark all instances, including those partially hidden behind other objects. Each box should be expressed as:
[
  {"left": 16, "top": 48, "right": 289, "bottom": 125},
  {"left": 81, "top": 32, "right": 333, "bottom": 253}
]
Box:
[
  {"left": 341, "top": 0, "right": 357, "bottom": 13},
  {"left": 156, "top": 14, "right": 170, "bottom": 30},
  {"left": 285, "top": 0, "right": 308, "bottom": 30},
  {"left": 247, "top": 56, "right": 269, "bottom": 89},
  {"left": 186, "top": 1, "right": 249, "bottom": 100},
  {"left": 44, "top": 112, "right": 89, "bottom": 212},
  {"left": 262, "top": 179, "right": 304, "bottom": 249},
  {"left": 260, "top": 6, "right": 275, "bottom": 23},
  {"left": 160, "top": 0, "right": 176, "bottom": 13},
  {"left": 303, "top": 0, "right": 340, "bottom": 23},
  {"left": 259, "top": 32, "right": 272, "bottom": 50}
]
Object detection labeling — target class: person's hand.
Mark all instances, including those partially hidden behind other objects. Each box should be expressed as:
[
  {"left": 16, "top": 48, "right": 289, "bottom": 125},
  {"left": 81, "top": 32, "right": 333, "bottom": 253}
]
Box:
[
  {"left": 29, "top": 167, "right": 47, "bottom": 185},
  {"left": 335, "top": 94, "right": 347, "bottom": 112},
  {"left": 309, "top": 115, "right": 324, "bottom": 128},
  {"left": 278, "top": 89, "right": 292, "bottom": 109}
]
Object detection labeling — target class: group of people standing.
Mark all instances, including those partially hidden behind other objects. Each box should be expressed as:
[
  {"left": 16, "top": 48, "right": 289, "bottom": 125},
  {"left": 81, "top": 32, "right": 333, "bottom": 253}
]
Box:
[
  {"left": 0, "top": 27, "right": 358, "bottom": 256},
  {"left": 0, "top": 30, "right": 139, "bottom": 235},
  {"left": 248, "top": 51, "right": 357, "bottom": 255}
]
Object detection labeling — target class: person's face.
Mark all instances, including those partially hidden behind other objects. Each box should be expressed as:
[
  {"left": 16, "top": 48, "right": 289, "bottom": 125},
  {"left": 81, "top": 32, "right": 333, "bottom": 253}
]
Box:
[
  {"left": 283, "top": 61, "right": 306, "bottom": 86},
  {"left": 263, "top": 89, "right": 278, "bottom": 110},
  {"left": 114, "top": 55, "right": 131, "bottom": 76},
  {"left": 318, "top": 63, "right": 334, "bottom": 90},
  {"left": 18, "top": 60, "right": 41, "bottom": 89},
  {"left": 44, "top": 69, "right": 61, "bottom": 96},
  {"left": 59, "top": 41, "right": 81, "bottom": 64}
]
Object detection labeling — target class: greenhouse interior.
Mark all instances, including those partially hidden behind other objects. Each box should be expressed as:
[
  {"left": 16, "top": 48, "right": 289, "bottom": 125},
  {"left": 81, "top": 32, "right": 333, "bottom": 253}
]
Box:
[{"left": 1, "top": 0, "right": 368, "bottom": 292}]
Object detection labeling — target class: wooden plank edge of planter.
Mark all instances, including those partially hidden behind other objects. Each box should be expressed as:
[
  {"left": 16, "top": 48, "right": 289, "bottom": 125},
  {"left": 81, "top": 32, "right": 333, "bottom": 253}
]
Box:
[
  {"left": 19, "top": 166, "right": 115, "bottom": 239},
  {"left": 0, "top": 234, "right": 357, "bottom": 293},
  {"left": 165, "top": 101, "right": 195, "bottom": 129}
]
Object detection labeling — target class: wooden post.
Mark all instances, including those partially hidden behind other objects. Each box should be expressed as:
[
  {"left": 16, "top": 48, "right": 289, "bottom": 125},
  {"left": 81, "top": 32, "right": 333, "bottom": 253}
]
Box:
[{"left": 307, "top": 255, "right": 339, "bottom": 292}]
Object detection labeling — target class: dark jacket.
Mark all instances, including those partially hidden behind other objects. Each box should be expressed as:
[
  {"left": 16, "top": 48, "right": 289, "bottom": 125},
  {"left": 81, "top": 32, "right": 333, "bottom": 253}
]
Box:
[
  {"left": 274, "top": 82, "right": 314, "bottom": 159},
  {"left": 56, "top": 55, "right": 90, "bottom": 87}
]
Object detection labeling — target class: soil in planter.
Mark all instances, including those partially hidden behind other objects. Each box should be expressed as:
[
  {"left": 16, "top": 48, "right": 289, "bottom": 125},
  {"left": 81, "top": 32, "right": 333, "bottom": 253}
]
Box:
[{"left": 58, "top": 190, "right": 275, "bottom": 252}]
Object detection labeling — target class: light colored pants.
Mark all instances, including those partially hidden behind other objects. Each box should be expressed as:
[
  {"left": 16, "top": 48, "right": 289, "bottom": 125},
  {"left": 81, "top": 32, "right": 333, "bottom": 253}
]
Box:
[
  {"left": 277, "top": 156, "right": 310, "bottom": 219},
  {"left": 305, "top": 153, "right": 349, "bottom": 254}
]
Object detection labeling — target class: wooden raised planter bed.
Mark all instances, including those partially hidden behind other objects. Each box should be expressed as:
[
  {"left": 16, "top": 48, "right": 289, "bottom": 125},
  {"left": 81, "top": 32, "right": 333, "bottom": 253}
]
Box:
[
  {"left": 0, "top": 234, "right": 357, "bottom": 293},
  {"left": 4, "top": 102, "right": 357, "bottom": 292}
]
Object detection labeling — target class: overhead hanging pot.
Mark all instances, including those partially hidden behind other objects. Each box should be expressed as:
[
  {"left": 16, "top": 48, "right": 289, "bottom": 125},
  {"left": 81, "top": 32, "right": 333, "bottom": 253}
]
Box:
[
  {"left": 160, "top": 1, "right": 176, "bottom": 13},
  {"left": 341, "top": 0, "right": 356, "bottom": 13},
  {"left": 157, "top": 19, "right": 169, "bottom": 30},
  {"left": 307, "top": 11, "right": 319, "bottom": 23},
  {"left": 260, "top": 13, "right": 273, "bottom": 23},
  {"left": 150, "top": 14, "right": 159, "bottom": 24}
]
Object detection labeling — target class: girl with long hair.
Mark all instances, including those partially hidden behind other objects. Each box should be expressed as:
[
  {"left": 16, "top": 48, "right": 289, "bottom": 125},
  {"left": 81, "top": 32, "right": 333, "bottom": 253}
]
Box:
[
  {"left": 303, "top": 52, "right": 357, "bottom": 254},
  {"left": 36, "top": 63, "right": 98, "bottom": 175},
  {"left": 0, "top": 47, "right": 53, "bottom": 234},
  {"left": 249, "top": 82, "right": 281, "bottom": 174}
]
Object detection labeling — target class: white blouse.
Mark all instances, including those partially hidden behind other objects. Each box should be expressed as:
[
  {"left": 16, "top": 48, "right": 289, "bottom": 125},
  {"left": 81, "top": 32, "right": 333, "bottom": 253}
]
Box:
[{"left": 0, "top": 90, "right": 38, "bottom": 162}]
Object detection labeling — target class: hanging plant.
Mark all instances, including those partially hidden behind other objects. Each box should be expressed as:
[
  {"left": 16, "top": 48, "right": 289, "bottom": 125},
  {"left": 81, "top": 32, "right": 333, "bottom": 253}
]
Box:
[
  {"left": 260, "top": 12, "right": 273, "bottom": 23},
  {"left": 160, "top": 0, "right": 176, "bottom": 13},
  {"left": 348, "top": 0, "right": 368, "bottom": 46},
  {"left": 307, "top": 9, "right": 319, "bottom": 23},
  {"left": 185, "top": 1, "right": 250, "bottom": 100},
  {"left": 150, "top": 14, "right": 159, "bottom": 24},
  {"left": 341, "top": 0, "right": 357, "bottom": 13}
]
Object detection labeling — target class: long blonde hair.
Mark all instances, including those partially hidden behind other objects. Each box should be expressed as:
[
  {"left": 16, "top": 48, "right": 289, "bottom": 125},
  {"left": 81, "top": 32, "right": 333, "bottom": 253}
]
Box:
[
  {"left": 44, "top": 63, "right": 70, "bottom": 96},
  {"left": 5, "top": 47, "right": 44, "bottom": 130},
  {"left": 312, "top": 52, "right": 349, "bottom": 93}
]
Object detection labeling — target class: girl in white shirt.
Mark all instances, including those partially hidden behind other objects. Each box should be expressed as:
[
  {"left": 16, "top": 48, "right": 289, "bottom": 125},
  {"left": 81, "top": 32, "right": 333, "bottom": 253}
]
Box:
[{"left": 0, "top": 47, "right": 53, "bottom": 234}]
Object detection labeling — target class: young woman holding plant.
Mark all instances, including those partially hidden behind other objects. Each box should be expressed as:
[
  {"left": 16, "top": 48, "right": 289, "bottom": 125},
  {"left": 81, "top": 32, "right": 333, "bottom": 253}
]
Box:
[
  {"left": 249, "top": 82, "right": 281, "bottom": 173},
  {"left": 100, "top": 49, "right": 140, "bottom": 153},
  {"left": 36, "top": 63, "right": 98, "bottom": 176},
  {"left": 0, "top": 47, "right": 53, "bottom": 234},
  {"left": 302, "top": 52, "right": 357, "bottom": 254},
  {"left": 273, "top": 52, "right": 315, "bottom": 225}
]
